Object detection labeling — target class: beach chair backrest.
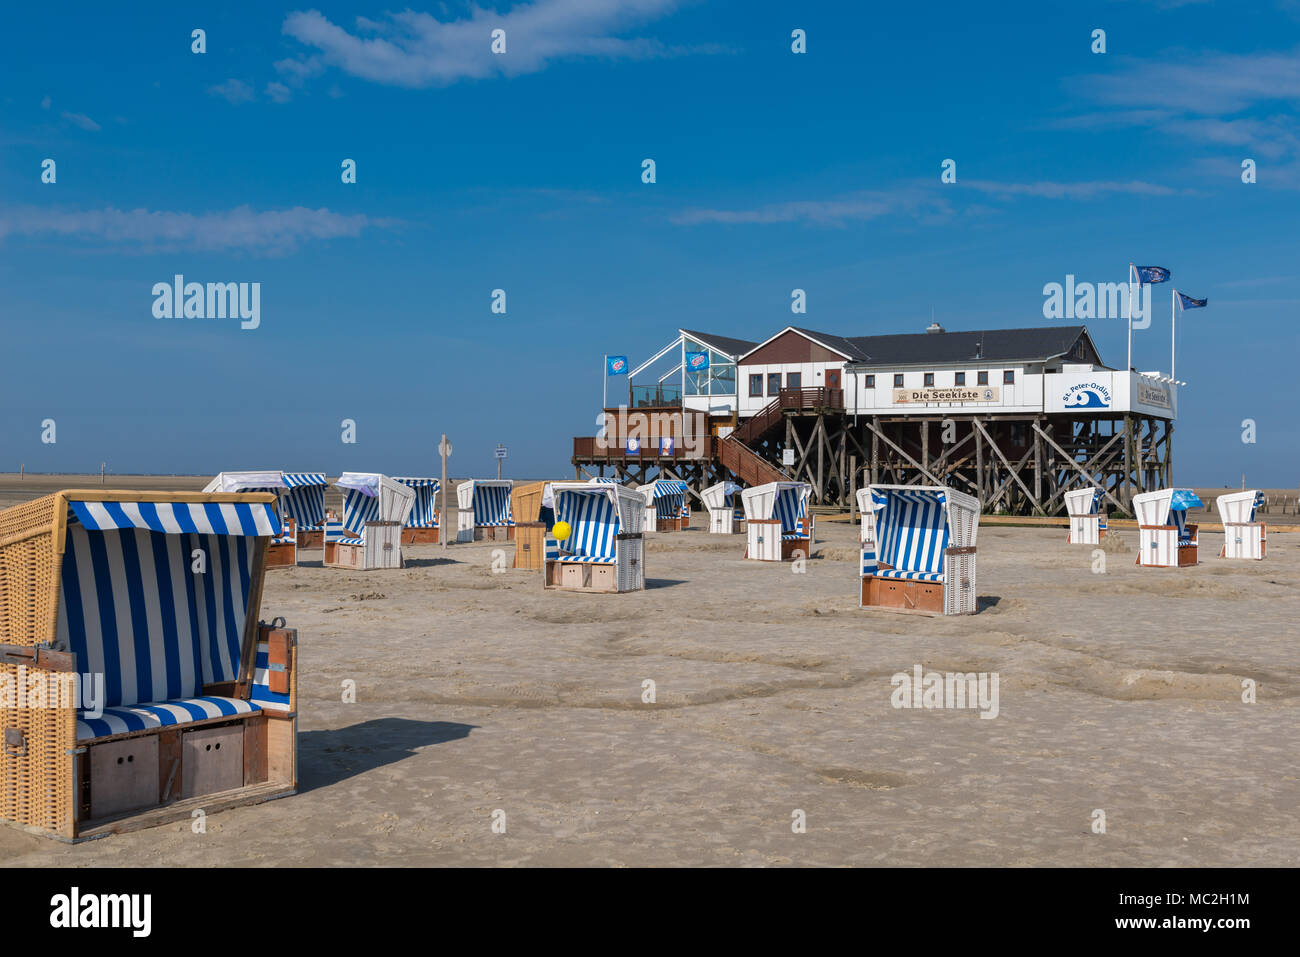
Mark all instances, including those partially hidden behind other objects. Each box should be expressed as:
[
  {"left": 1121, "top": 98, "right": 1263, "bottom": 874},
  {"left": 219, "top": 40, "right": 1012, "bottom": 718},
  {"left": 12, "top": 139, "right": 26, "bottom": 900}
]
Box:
[
  {"left": 1064, "top": 487, "right": 1101, "bottom": 518},
  {"left": 871, "top": 487, "right": 950, "bottom": 575},
  {"left": 555, "top": 487, "right": 622, "bottom": 559},
  {"left": 646, "top": 480, "right": 687, "bottom": 521},
  {"left": 56, "top": 497, "right": 279, "bottom": 709},
  {"left": 1216, "top": 490, "right": 1263, "bottom": 525},
  {"left": 323, "top": 520, "right": 348, "bottom": 544},
  {"left": 773, "top": 485, "right": 806, "bottom": 534},
  {"left": 474, "top": 483, "right": 513, "bottom": 525},
  {"left": 336, "top": 473, "right": 415, "bottom": 533},
  {"left": 394, "top": 477, "right": 440, "bottom": 528},
  {"left": 341, "top": 487, "right": 381, "bottom": 534},
  {"left": 281, "top": 473, "right": 327, "bottom": 530}
]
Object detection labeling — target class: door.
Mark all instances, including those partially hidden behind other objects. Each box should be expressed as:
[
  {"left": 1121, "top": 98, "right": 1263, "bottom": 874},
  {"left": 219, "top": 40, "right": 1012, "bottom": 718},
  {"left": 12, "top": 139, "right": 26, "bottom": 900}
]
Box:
[{"left": 825, "top": 369, "right": 841, "bottom": 392}]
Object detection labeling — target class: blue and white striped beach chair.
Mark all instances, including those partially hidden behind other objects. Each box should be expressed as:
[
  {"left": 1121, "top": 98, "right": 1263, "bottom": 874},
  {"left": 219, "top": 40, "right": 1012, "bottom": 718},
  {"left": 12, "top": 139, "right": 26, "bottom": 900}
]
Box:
[
  {"left": 860, "top": 485, "right": 980, "bottom": 615},
  {"left": 741, "top": 481, "right": 813, "bottom": 561},
  {"left": 544, "top": 481, "right": 645, "bottom": 592},
  {"left": 203, "top": 471, "right": 327, "bottom": 557},
  {"left": 394, "top": 476, "right": 441, "bottom": 544},
  {"left": 0, "top": 490, "right": 300, "bottom": 839},
  {"left": 456, "top": 479, "right": 514, "bottom": 543},
  {"left": 638, "top": 479, "right": 690, "bottom": 532},
  {"left": 324, "top": 473, "right": 415, "bottom": 570}
]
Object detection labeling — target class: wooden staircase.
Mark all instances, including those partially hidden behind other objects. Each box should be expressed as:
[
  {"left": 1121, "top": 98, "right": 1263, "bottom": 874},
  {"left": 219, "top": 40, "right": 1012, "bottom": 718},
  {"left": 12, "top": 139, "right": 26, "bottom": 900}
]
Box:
[{"left": 718, "top": 434, "right": 787, "bottom": 487}]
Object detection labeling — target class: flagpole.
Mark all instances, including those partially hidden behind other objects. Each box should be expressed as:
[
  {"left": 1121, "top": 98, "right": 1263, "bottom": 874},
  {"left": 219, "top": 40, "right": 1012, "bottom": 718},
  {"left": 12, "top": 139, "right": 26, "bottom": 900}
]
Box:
[
  {"left": 1171, "top": 288, "right": 1177, "bottom": 382},
  {"left": 1126, "top": 262, "right": 1134, "bottom": 373},
  {"left": 603, "top": 354, "right": 607, "bottom": 410}
]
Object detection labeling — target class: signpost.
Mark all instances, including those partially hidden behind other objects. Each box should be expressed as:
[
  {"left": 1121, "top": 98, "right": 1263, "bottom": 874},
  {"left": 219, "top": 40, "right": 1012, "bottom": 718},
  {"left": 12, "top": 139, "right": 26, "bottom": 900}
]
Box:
[
  {"left": 495, "top": 444, "right": 507, "bottom": 479},
  {"left": 438, "top": 435, "right": 452, "bottom": 552}
]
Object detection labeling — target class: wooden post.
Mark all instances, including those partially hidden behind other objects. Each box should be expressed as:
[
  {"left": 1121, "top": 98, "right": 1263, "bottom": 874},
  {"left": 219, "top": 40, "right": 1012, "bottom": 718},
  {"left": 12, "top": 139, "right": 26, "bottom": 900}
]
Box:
[
  {"left": 1033, "top": 417, "right": 1043, "bottom": 515},
  {"left": 920, "top": 420, "right": 929, "bottom": 490},
  {"left": 850, "top": 454, "right": 857, "bottom": 518},
  {"left": 870, "top": 417, "right": 880, "bottom": 487},
  {"left": 974, "top": 421, "right": 984, "bottom": 508}
]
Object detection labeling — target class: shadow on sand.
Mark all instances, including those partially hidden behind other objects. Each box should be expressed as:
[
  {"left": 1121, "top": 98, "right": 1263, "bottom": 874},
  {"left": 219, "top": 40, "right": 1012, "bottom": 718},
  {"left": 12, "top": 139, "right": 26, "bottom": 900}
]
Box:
[{"left": 299, "top": 718, "right": 477, "bottom": 791}]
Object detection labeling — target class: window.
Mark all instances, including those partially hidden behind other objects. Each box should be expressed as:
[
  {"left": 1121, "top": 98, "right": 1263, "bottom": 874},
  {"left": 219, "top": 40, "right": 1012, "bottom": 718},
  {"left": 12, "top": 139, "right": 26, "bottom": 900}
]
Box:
[
  {"left": 977, "top": 371, "right": 989, "bottom": 385},
  {"left": 1003, "top": 370, "right": 1015, "bottom": 385},
  {"left": 749, "top": 374, "right": 763, "bottom": 397},
  {"left": 955, "top": 372, "right": 966, "bottom": 386},
  {"left": 768, "top": 373, "right": 782, "bottom": 396},
  {"left": 865, "top": 375, "right": 875, "bottom": 388},
  {"left": 893, "top": 374, "right": 904, "bottom": 387},
  {"left": 924, "top": 372, "right": 935, "bottom": 387},
  {"left": 786, "top": 372, "right": 801, "bottom": 389}
]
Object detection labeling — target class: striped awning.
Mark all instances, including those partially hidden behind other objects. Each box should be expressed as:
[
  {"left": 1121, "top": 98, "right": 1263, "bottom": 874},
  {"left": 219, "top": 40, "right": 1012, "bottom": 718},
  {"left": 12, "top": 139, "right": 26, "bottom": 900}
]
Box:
[
  {"left": 1169, "top": 489, "right": 1204, "bottom": 511},
  {"left": 283, "top": 472, "right": 327, "bottom": 487},
  {"left": 393, "top": 477, "right": 439, "bottom": 489},
  {"left": 650, "top": 481, "right": 688, "bottom": 499},
  {"left": 871, "top": 488, "right": 947, "bottom": 509},
  {"left": 67, "top": 500, "right": 280, "bottom": 536}
]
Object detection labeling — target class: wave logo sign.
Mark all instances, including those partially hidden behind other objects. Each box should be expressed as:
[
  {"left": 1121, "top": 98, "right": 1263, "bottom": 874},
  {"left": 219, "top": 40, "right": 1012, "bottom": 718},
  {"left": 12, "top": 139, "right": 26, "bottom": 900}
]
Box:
[
  {"left": 1063, "top": 381, "right": 1111, "bottom": 409},
  {"left": 686, "top": 351, "right": 709, "bottom": 371}
]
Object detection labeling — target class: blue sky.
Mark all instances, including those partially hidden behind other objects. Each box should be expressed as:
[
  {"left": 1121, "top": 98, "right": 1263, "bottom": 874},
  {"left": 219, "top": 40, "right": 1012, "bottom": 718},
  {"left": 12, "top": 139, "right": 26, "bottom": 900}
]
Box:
[{"left": 2, "top": 0, "right": 1297, "bottom": 485}]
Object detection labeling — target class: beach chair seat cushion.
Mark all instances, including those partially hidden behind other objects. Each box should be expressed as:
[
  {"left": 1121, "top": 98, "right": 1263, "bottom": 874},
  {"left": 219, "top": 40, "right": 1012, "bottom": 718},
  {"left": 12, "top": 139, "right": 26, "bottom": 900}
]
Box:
[
  {"left": 336, "top": 536, "right": 364, "bottom": 546},
  {"left": 77, "top": 695, "right": 260, "bottom": 741},
  {"left": 873, "top": 568, "right": 945, "bottom": 583},
  {"left": 478, "top": 519, "right": 515, "bottom": 528},
  {"left": 781, "top": 532, "right": 809, "bottom": 541},
  {"left": 556, "top": 554, "right": 617, "bottom": 564}
]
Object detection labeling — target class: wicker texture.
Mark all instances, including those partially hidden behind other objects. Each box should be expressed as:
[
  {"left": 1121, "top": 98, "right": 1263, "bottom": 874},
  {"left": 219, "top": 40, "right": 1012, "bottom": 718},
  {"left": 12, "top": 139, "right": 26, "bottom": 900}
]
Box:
[{"left": 0, "top": 494, "right": 74, "bottom": 836}]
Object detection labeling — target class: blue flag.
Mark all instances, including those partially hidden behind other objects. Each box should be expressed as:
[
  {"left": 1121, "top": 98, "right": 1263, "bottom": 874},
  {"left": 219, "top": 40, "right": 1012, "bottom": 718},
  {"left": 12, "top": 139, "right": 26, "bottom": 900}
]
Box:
[
  {"left": 684, "top": 350, "right": 710, "bottom": 373},
  {"left": 606, "top": 355, "right": 628, "bottom": 376},
  {"left": 1132, "top": 265, "right": 1171, "bottom": 284},
  {"left": 1176, "top": 292, "right": 1207, "bottom": 309}
]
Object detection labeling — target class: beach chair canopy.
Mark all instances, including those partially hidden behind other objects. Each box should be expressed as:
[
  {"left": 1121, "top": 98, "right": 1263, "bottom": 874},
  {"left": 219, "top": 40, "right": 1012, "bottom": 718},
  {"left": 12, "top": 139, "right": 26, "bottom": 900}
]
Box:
[
  {"left": 741, "top": 482, "right": 811, "bottom": 536},
  {"left": 45, "top": 492, "right": 280, "bottom": 737},
  {"left": 549, "top": 482, "right": 643, "bottom": 563},
  {"left": 701, "top": 481, "right": 743, "bottom": 512},
  {"left": 1063, "top": 487, "right": 1104, "bottom": 517},
  {"left": 204, "top": 470, "right": 328, "bottom": 531},
  {"left": 865, "top": 485, "right": 979, "bottom": 581},
  {"left": 456, "top": 479, "right": 514, "bottom": 526},
  {"left": 335, "top": 472, "right": 415, "bottom": 533},
  {"left": 639, "top": 479, "right": 688, "bottom": 520},
  {"left": 1216, "top": 489, "right": 1265, "bottom": 524},
  {"left": 393, "top": 476, "right": 441, "bottom": 528}
]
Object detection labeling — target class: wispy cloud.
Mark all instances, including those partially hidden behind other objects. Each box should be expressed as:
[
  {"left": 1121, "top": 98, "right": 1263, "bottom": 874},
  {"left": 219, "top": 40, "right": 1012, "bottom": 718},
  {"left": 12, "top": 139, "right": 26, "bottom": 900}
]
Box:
[
  {"left": 207, "top": 79, "right": 256, "bottom": 104},
  {"left": 61, "top": 111, "right": 101, "bottom": 131},
  {"left": 265, "top": 81, "right": 293, "bottom": 104},
  {"left": 670, "top": 177, "right": 1183, "bottom": 227},
  {"left": 279, "top": 0, "right": 709, "bottom": 88},
  {"left": 961, "top": 179, "right": 1183, "bottom": 199},
  {"left": 0, "top": 205, "right": 396, "bottom": 253}
]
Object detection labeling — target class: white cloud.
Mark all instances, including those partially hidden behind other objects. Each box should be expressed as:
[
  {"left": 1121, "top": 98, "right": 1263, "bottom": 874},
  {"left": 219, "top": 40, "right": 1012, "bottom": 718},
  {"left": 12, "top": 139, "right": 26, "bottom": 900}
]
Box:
[
  {"left": 671, "top": 189, "right": 952, "bottom": 227},
  {"left": 0, "top": 204, "right": 396, "bottom": 253},
  {"left": 280, "top": 0, "right": 704, "bottom": 88},
  {"left": 40, "top": 95, "right": 51, "bottom": 110},
  {"left": 961, "top": 179, "right": 1182, "bottom": 199},
  {"left": 61, "top": 111, "right": 101, "bottom": 131},
  {"left": 208, "top": 79, "right": 256, "bottom": 104},
  {"left": 265, "top": 81, "right": 293, "bottom": 104}
]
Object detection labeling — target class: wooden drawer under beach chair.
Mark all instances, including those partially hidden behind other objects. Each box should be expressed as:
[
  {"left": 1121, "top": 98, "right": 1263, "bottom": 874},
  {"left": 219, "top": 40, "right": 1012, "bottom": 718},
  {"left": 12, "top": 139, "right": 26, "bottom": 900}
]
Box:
[{"left": 267, "top": 516, "right": 298, "bottom": 567}]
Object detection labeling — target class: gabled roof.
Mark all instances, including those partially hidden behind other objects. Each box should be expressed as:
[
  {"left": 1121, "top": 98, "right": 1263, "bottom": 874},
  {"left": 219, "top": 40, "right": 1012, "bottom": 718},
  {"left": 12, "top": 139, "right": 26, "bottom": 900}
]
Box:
[
  {"left": 737, "top": 325, "right": 1099, "bottom": 366},
  {"left": 679, "top": 328, "right": 758, "bottom": 360}
]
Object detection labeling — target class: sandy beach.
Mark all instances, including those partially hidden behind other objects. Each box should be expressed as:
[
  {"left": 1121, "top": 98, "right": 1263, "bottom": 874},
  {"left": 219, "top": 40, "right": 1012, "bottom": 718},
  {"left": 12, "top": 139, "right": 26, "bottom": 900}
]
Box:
[{"left": 0, "top": 476, "right": 1296, "bottom": 866}]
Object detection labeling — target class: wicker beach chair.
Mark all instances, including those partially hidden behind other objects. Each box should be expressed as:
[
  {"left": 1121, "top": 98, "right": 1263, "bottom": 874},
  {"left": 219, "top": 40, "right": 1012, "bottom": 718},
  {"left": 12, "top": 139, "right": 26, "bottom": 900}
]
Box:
[
  {"left": 1133, "top": 488, "right": 1201, "bottom": 567},
  {"left": 1063, "top": 487, "right": 1109, "bottom": 545},
  {"left": 1216, "top": 490, "right": 1266, "bottom": 560},
  {"left": 455, "top": 479, "right": 514, "bottom": 543},
  {"left": 702, "top": 481, "right": 744, "bottom": 534},
  {"left": 544, "top": 482, "right": 645, "bottom": 592},
  {"left": 394, "top": 477, "right": 440, "bottom": 545},
  {"left": 859, "top": 485, "right": 980, "bottom": 615},
  {"left": 324, "top": 473, "right": 415, "bottom": 571},
  {"left": 741, "top": 481, "right": 813, "bottom": 561},
  {"left": 0, "top": 490, "right": 298, "bottom": 840},
  {"left": 638, "top": 479, "right": 689, "bottom": 532}
]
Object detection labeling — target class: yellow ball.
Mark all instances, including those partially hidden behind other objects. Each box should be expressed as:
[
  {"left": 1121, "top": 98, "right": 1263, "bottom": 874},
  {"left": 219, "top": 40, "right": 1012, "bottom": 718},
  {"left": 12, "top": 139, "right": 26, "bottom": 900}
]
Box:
[{"left": 552, "top": 521, "right": 571, "bottom": 541}]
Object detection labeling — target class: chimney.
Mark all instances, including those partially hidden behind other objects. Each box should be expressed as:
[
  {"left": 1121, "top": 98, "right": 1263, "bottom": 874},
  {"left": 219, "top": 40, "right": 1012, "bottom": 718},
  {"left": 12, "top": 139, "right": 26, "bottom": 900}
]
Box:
[{"left": 926, "top": 321, "right": 944, "bottom": 334}]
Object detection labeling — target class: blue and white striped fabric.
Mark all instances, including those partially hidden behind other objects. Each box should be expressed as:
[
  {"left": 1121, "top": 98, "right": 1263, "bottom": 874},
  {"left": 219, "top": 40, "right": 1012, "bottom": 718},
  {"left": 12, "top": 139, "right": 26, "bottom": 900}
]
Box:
[
  {"left": 249, "top": 641, "right": 290, "bottom": 713},
  {"left": 76, "top": 696, "right": 260, "bottom": 741},
  {"left": 1172, "top": 510, "right": 1195, "bottom": 544},
  {"left": 272, "top": 518, "right": 297, "bottom": 546},
  {"left": 773, "top": 486, "right": 808, "bottom": 538},
  {"left": 861, "top": 547, "right": 878, "bottom": 577},
  {"left": 474, "top": 484, "right": 513, "bottom": 526},
  {"left": 871, "top": 489, "right": 949, "bottom": 578},
  {"left": 281, "top": 475, "right": 327, "bottom": 530},
  {"left": 1249, "top": 491, "right": 1266, "bottom": 521},
  {"left": 341, "top": 488, "right": 381, "bottom": 534},
  {"left": 58, "top": 525, "right": 255, "bottom": 710},
  {"left": 555, "top": 489, "right": 620, "bottom": 563},
  {"left": 67, "top": 500, "right": 279, "bottom": 537},
  {"left": 874, "top": 569, "right": 945, "bottom": 582},
  {"left": 649, "top": 481, "right": 687, "bottom": 521},
  {"left": 395, "top": 477, "right": 440, "bottom": 528},
  {"left": 324, "top": 521, "right": 362, "bottom": 546}
]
